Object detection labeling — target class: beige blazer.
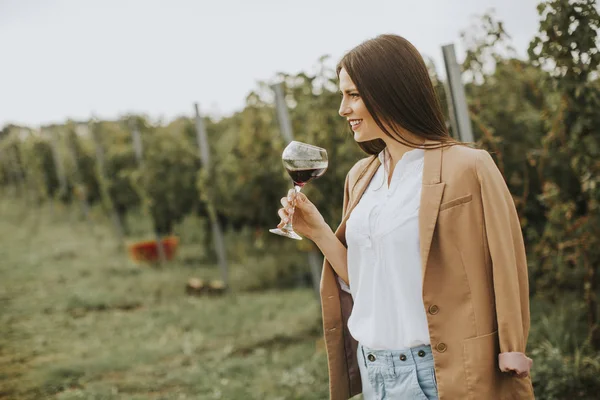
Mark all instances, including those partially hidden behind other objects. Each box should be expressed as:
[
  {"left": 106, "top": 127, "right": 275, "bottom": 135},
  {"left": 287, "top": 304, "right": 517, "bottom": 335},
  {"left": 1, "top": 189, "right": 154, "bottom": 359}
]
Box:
[{"left": 319, "top": 141, "right": 535, "bottom": 400}]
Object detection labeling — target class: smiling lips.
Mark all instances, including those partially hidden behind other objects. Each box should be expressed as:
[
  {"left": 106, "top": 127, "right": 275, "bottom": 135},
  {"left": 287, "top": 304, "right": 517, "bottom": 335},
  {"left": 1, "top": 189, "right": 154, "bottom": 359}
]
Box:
[{"left": 349, "top": 119, "right": 363, "bottom": 130}]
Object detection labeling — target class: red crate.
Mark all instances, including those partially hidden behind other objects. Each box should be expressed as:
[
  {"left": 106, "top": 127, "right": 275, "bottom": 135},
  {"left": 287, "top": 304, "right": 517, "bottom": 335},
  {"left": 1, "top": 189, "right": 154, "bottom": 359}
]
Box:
[{"left": 128, "top": 236, "right": 179, "bottom": 263}]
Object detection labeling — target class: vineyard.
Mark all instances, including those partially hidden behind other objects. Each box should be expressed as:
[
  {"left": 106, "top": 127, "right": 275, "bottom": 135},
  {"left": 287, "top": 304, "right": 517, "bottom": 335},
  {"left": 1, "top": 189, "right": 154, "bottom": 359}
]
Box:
[{"left": 2, "top": 1, "right": 600, "bottom": 399}]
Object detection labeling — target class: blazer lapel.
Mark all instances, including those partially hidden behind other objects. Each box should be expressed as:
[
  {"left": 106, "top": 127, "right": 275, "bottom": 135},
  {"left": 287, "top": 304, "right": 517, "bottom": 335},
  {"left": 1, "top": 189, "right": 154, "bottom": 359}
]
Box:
[{"left": 419, "top": 142, "right": 445, "bottom": 282}]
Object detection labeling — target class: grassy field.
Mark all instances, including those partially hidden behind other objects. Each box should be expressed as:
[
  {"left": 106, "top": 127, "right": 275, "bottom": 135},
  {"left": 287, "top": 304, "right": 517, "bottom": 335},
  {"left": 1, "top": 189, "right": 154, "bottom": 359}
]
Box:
[
  {"left": 4, "top": 196, "right": 599, "bottom": 399},
  {"left": 0, "top": 198, "right": 337, "bottom": 399}
]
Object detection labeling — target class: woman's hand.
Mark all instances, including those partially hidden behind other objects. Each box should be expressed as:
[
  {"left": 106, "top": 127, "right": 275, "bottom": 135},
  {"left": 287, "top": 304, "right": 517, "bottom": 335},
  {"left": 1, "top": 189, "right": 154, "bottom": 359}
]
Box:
[
  {"left": 277, "top": 188, "right": 329, "bottom": 241},
  {"left": 499, "top": 352, "right": 533, "bottom": 378}
]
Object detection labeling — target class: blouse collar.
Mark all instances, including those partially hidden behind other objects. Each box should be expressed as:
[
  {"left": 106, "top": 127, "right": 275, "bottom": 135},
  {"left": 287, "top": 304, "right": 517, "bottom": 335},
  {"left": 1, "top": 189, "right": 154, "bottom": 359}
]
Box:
[{"left": 377, "top": 146, "right": 425, "bottom": 173}]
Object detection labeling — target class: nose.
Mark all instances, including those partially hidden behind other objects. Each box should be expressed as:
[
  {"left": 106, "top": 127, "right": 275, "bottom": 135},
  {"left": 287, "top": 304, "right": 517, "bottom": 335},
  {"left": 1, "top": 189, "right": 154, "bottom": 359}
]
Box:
[{"left": 339, "top": 100, "right": 351, "bottom": 117}]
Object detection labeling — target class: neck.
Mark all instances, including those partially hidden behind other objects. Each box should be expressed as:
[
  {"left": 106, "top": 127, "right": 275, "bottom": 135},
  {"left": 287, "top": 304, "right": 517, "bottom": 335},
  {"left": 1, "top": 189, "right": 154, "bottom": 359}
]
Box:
[{"left": 382, "top": 134, "right": 426, "bottom": 168}]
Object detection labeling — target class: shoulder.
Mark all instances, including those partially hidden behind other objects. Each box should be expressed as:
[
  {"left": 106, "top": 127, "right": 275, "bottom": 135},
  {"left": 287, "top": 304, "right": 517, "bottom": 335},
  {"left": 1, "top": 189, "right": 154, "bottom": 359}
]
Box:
[
  {"left": 440, "top": 144, "right": 507, "bottom": 194},
  {"left": 442, "top": 143, "right": 481, "bottom": 164},
  {"left": 441, "top": 144, "right": 497, "bottom": 179}
]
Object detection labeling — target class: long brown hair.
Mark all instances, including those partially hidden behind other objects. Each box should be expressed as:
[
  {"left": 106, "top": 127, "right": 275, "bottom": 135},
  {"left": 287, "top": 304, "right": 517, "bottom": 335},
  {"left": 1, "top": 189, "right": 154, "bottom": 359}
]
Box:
[{"left": 337, "top": 34, "right": 463, "bottom": 155}]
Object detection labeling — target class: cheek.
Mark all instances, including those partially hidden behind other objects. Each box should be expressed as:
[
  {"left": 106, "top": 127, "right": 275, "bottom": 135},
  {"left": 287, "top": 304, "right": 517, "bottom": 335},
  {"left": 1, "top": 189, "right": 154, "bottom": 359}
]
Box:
[
  {"left": 356, "top": 104, "right": 374, "bottom": 125},
  {"left": 355, "top": 101, "right": 368, "bottom": 115}
]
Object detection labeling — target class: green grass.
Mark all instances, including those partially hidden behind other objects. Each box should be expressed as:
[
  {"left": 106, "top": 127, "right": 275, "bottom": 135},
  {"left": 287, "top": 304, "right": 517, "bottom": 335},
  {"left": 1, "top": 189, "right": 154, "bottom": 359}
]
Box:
[
  {"left": 0, "top": 198, "right": 333, "bottom": 399},
  {"left": 12, "top": 195, "right": 599, "bottom": 399}
]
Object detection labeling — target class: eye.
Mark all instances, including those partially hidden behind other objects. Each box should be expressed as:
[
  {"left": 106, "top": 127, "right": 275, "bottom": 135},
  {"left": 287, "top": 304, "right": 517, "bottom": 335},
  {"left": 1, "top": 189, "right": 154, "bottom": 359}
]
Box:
[{"left": 350, "top": 93, "right": 360, "bottom": 98}]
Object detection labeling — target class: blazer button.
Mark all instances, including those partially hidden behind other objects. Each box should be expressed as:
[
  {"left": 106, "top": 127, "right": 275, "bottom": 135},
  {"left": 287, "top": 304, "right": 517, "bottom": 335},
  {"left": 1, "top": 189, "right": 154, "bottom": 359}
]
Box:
[
  {"left": 428, "top": 304, "right": 439, "bottom": 315},
  {"left": 436, "top": 342, "right": 447, "bottom": 353}
]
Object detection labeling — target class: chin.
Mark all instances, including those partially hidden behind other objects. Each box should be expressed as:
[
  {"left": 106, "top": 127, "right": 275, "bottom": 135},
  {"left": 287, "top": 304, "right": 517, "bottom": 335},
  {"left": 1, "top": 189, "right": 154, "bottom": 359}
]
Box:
[{"left": 353, "top": 130, "right": 375, "bottom": 143}]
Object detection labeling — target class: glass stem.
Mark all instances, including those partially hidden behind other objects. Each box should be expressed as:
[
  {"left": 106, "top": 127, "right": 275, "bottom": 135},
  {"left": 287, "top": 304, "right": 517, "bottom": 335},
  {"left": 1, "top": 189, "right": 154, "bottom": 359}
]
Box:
[{"left": 283, "top": 185, "right": 301, "bottom": 231}]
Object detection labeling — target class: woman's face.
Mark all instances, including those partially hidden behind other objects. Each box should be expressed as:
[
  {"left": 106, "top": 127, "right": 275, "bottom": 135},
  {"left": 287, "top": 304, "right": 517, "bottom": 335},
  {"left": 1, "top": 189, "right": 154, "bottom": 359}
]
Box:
[{"left": 338, "top": 68, "right": 386, "bottom": 142}]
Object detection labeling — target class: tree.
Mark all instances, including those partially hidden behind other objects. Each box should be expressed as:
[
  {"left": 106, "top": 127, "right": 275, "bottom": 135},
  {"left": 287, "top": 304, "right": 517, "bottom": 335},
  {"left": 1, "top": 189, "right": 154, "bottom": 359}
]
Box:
[{"left": 528, "top": 0, "right": 600, "bottom": 349}]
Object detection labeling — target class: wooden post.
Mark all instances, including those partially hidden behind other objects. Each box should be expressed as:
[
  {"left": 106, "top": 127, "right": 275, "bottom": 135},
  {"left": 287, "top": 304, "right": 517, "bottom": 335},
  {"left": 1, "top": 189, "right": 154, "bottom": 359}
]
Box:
[
  {"left": 66, "top": 127, "right": 90, "bottom": 221},
  {"left": 15, "top": 130, "right": 38, "bottom": 204},
  {"left": 442, "top": 44, "right": 474, "bottom": 143},
  {"left": 8, "top": 146, "right": 26, "bottom": 200},
  {"left": 129, "top": 121, "right": 167, "bottom": 264},
  {"left": 31, "top": 129, "right": 51, "bottom": 205},
  {"left": 90, "top": 121, "right": 125, "bottom": 248},
  {"left": 48, "top": 128, "right": 68, "bottom": 200},
  {"left": 44, "top": 128, "right": 66, "bottom": 217},
  {"left": 271, "top": 82, "right": 322, "bottom": 300},
  {"left": 194, "top": 103, "right": 229, "bottom": 288},
  {"left": 0, "top": 149, "right": 18, "bottom": 197}
]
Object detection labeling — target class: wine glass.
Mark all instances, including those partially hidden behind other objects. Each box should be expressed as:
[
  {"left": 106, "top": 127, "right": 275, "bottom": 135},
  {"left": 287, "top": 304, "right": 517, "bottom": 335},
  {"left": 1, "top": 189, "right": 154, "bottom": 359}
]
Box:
[{"left": 269, "top": 141, "right": 328, "bottom": 240}]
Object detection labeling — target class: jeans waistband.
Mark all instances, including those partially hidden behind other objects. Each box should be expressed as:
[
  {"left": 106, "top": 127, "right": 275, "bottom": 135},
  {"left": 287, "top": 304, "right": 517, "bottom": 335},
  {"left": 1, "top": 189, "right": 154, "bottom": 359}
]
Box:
[{"left": 359, "top": 343, "right": 434, "bottom": 370}]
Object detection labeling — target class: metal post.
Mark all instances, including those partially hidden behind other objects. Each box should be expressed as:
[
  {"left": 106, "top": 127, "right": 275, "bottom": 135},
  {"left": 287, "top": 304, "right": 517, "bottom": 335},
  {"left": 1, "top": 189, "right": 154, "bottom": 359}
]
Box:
[
  {"left": 194, "top": 103, "right": 229, "bottom": 288},
  {"left": 194, "top": 103, "right": 211, "bottom": 168},
  {"left": 48, "top": 128, "right": 68, "bottom": 199},
  {"left": 9, "top": 146, "right": 27, "bottom": 201},
  {"left": 130, "top": 122, "right": 166, "bottom": 264},
  {"left": 442, "top": 44, "right": 474, "bottom": 143},
  {"left": 271, "top": 83, "right": 294, "bottom": 144},
  {"left": 272, "top": 82, "right": 321, "bottom": 300},
  {"left": 90, "top": 121, "right": 125, "bottom": 248},
  {"left": 0, "top": 148, "right": 21, "bottom": 197},
  {"left": 67, "top": 127, "right": 90, "bottom": 221}
]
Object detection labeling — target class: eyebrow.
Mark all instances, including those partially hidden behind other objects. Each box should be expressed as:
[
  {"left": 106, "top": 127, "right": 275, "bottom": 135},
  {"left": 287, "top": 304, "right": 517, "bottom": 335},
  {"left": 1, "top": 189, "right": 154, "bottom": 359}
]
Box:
[{"left": 338, "top": 88, "right": 358, "bottom": 94}]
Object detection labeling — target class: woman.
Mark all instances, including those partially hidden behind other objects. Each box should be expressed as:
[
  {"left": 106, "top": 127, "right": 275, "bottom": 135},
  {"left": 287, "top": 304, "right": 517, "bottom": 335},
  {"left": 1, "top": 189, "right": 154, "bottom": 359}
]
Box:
[{"left": 276, "top": 34, "right": 534, "bottom": 400}]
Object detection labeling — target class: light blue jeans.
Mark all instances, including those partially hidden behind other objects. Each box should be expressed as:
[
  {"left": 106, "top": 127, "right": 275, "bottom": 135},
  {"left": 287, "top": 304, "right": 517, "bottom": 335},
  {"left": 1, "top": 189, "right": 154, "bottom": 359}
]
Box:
[{"left": 357, "top": 343, "right": 439, "bottom": 400}]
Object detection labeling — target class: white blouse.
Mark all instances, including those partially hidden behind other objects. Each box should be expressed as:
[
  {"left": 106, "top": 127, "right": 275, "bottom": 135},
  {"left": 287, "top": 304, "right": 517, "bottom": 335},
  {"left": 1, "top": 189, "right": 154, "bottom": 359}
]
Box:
[{"left": 341, "top": 146, "right": 431, "bottom": 350}]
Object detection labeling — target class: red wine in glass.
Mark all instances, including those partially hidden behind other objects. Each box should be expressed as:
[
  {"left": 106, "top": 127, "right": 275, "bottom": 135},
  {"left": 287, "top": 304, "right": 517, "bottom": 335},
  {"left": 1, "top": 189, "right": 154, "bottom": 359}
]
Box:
[
  {"left": 270, "top": 141, "right": 328, "bottom": 240},
  {"left": 286, "top": 166, "right": 327, "bottom": 187}
]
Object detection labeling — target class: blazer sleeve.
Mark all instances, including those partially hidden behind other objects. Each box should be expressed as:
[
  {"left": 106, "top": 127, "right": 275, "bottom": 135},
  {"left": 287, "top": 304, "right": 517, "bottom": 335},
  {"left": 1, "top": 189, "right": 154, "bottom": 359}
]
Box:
[
  {"left": 333, "top": 170, "right": 352, "bottom": 290},
  {"left": 475, "top": 150, "right": 531, "bottom": 358}
]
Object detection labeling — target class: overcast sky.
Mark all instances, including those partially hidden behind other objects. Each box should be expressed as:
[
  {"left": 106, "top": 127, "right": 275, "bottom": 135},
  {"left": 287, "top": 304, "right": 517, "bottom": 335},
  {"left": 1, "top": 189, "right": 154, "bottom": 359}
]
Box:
[{"left": 0, "top": 0, "right": 541, "bottom": 128}]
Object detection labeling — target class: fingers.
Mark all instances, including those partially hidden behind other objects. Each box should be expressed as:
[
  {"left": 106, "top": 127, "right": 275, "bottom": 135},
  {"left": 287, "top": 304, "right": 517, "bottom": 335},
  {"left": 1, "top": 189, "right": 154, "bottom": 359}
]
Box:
[
  {"left": 277, "top": 213, "right": 291, "bottom": 228},
  {"left": 287, "top": 188, "right": 299, "bottom": 205},
  {"left": 277, "top": 208, "right": 289, "bottom": 221},
  {"left": 281, "top": 188, "right": 296, "bottom": 207},
  {"left": 281, "top": 190, "right": 300, "bottom": 211},
  {"left": 279, "top": 197, "right": 294, "bottom": 213},
  {"left": 509, "top": 370, "right": 529, "bottom": 378},
  {"left": 277, "top": 206, "right": 292, "bottom": 229},
  {"left": 276, "top": 189, "right": 300, "bottom": 229}
]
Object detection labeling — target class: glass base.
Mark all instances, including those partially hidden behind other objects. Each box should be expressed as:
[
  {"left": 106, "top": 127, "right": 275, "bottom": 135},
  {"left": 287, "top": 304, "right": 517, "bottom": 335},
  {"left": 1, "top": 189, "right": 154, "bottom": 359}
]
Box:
[{"left": 269, "top": 227, "right": 303, "bottom": 240}]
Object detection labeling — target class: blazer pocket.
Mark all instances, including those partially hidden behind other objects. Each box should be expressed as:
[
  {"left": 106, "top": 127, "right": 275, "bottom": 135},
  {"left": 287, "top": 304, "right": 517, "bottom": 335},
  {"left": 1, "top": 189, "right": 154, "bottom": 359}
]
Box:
[
  {"left": 462, "top": 330, "right": 501, "bottom": 400},
  {"left": 439, "top": 194, "right": 472, "bottom": 212}
]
